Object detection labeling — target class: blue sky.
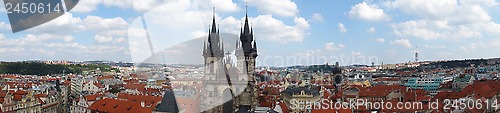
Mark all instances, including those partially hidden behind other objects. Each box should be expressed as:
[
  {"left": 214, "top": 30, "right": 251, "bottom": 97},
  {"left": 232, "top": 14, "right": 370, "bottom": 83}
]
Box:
[{"left": 0, "top": 0, "right": 499, "bottom": 66}]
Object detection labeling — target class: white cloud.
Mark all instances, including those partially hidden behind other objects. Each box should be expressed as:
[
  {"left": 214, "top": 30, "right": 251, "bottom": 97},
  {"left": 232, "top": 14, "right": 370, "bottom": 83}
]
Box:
[
  {"left": 71, "top": 0, "right": 102, "bottom": 13},
  {"left": 219, "top": 16, "right": 241, "bottom": 34},
  {"left": 254, "top": 16, "right": 309, "bottom": 43},
  {"left": 94, "top": 35, "right": 113, "bottom": 43},
  {"left": 0, "top": 34, "right": 4, "bottom": 40},
  {"left": 29, "top": 13, "right": 86, "bottom": 34},
  {"left": 247, "top": 0, "right": 299, "bottom": 17},
  {"left": 63, "top": 36, "right": 75, "bottom": 42},
  {"left": 213, "top": 0, "right": 239, "bottom": 12},
  {"left": 351, "top": 51, "right": 362, "bottom": 56},
  {"left": 0, "top": 0, "right": 5, "bottom": 13},
  {"left": 338, "top": 23, "right": 347, "bottom": 33},
  {"left": 132, "top": 0, "right": 173, "bottom": 13},
  {"left": 0, "top": 22, "right": 10, "bottom": 31},
  {"left": 0, "top": 47, "right": 24, "bottom": 54},
  {"left": 197, "top": 0, "right": 240, "bottom": 12},
  {"left": 348, "top": 2, "right": 391, "bottom": 22},
  {"left": 31, "top": 48, "right": 55, "bottom": 56},
  {"left": 376, "top": 38, "right": 385, "bottom": 43},
  {"left": 83, "top": 16, "right": 128, "bottom": 31},
  {"left": 311, "top": 13, "right": 324, "bottom": 22},
  {"left": 102, "top": 0, "right": 133, "bottom": 8},
  {"left": 45, "top": 42, "right": 87, "bottom": 50},
  {"left": 424, "top": 45, "right": 446, "bottom": 49},
  {"left": 0, "top": 34, "right": 75, "bottom": 46},
  {"left": 367, "top": 27, "right": 376, "bottom": 33},
  {"left": 392, "top": 19, "right": 482, "bottom": 40},
  {"left": 221, "top": 15, "right": 309, "bottom": 43},
  {"left": 325, "top": 42, "right": 345, "bottom": 51},
  {"left": 387, "top": 0, "right": 500, "bottom": 40},
  {"left": 390, "top": 39, "right": 412, "bottom": 48},
  {"left": 191, "top": 30, "right": 207, "bottom": 38},
  {"left": 114, "top": 37, "right": 127, "bottom": 43}
]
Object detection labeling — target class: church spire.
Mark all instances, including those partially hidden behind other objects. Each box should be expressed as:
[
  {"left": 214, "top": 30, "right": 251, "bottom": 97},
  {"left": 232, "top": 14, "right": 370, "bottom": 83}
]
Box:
[
  {"left": 203, "top": 39, "right": 207, "bottom": 52},
  {"left": 221, "top": 38, "right": 225, "bottom": 53},
  {"left": 211, "top": 7, "right": 217, "bottom": 33},
  {"left": 253, "top": 39, "right": 257, "bottom": 51},
  {"left": 250, "top": 24, "right": 253, "bottom": 36},
  {"left": 243, "top": 5, "right": 250, "bottom": 35},
  {"left": 235, "top": 40, "right": 239, "bottom": 49},
  {"left": 204, "top": 7, "right": 223, "bottom": 58}
]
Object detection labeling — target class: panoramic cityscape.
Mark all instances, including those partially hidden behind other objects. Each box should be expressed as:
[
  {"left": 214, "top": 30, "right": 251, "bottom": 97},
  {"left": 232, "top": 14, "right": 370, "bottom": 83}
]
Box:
[{"left": 1, "top": 0, "right": 500, "bottom": 113}]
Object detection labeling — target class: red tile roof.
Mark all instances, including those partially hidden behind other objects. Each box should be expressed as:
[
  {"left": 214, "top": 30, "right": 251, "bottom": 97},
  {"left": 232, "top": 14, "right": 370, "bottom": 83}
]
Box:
[
  {"left": 262, "top": 87, "right": 280, "bottom": 95},
  {"left": 124, "top": 84, "right": 146, "bottom": 90},
  {"left": 94, "top": 82, "right": 104, "bottom": 88},
  {"left": 97, "top": 76, "right": 114, "bottom": 80},
  {"left": 14, "top": 90, "right": 28, "bottom": 95},
  {"left": 85, "top": 94, "right": 104, "bottom": 101},
  {"left": 176, "top": 97, "right": 200, "bottom": 113},
  {"left": 89, "top": 98, "right": 151, "bottom": 113},
  {"left": 34, "top": 94, "right": 48, "bottom": 98},
  {"left": 13, "top": 95, "right": 22, "bottom": 101},
  {"left": 278, "top": 101, "right": 290, "bottom": 113},
  {"left": 117, "top": 93, "right": 161, "bottom": 109},
  {"left": 435, "top": 80, "right": 500, "bottom": 100},
  {"left": 124, "top": 79, "right": 139, "bottom": 84},
  {"left": 0, "top": 92, "right": 6, "bottom": 98}
]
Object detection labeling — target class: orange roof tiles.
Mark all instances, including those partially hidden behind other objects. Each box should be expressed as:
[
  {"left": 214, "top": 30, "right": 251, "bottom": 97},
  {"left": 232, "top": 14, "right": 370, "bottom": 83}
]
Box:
[
  {"left": 262, "top": 87, "right": 280, "bottom": 95},
  {"left": 89, "top": 98, "right": 152, "bottom": 113},
  {"left": 116, "top": 93, "right": 162, "bottom": 108},
  {"left": 176, "top": 97, "right": 200, "bottom": 113},
  {"left": 14, "top": 90, "right": 27, "bottom": 95},
  {"left": 34, "top": 94, "right": 48, "bottom": 98},
  {"left": 278, "top": 101, "right": 290, "bottom": 113},
  {"left": 123, "top": 84, "right": 146, "bottom": 90},
  {"left": 93, "top": 82, "right": 104, "bottom": 88},
  {"left": 85, "top": 94, "right": 104, "bottom": 101},
  {"left": 0, "top": 92, "right": 6, "bottom": 98},
  {"left": 97, "top": 76, "right": 114, "bottom": 80},
  {"left": 13, "top": 95, "right": 22, "bottom": 101}
]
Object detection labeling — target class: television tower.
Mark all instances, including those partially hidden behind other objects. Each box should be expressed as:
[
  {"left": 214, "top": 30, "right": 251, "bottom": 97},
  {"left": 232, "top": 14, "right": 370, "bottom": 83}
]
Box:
[{"left": 414, "top": 46, "right": 419, "bottom": 62}]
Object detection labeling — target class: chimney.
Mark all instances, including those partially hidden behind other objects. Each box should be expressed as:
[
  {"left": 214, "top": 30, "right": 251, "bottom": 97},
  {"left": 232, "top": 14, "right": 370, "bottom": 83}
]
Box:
[{"left": 141, "top": 101, "right": 145, "bottom": 107}]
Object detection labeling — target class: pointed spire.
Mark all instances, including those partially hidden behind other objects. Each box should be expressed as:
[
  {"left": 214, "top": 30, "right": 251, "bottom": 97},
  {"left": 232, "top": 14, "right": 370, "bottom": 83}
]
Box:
[
  {"left": 235, "top": 40, "right": 239, "bottom": 49},
  {"left": 203, "top": 39, "right": 207, "bottom": 52},
  {"left": 211, "top": 7, "right": 217, "bottom": 33},
  {"left": 221, "top": 38, "right": 225, "bottom": 54},
  {"left": 241, "top": 4, "right": 250, "bottom": 35},
  {"left": 245, "top": 4, "right": 248, "bottom": 17},
  {"left": 240, "top": 23, "right": 243, "bottom": 35},
  {"left": 253, "top": 40, "right": 257, "bottom": 51},
  {"left": 207, "top": 25, "right": 211, "bottom": 43},
  {"left": 250, "top": 25, "right": 253, "bottom": 36}
]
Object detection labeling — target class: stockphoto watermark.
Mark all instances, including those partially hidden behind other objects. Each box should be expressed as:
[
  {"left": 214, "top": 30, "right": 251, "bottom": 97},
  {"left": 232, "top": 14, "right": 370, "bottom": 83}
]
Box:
[
  {"left": 258, "top": 53, "right": 380, "bottom": 67},
  {"left": 289, "top": 98, "right": 500, "bottom": 111},
  {"left": 289, "top": 99, "right": 433, "bottom": 110}
]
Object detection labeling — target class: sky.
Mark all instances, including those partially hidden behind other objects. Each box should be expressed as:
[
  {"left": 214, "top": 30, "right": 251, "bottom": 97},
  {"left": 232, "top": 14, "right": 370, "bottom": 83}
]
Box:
[{"left": 0, "top": 0, "right": 500, "bottom": 66}]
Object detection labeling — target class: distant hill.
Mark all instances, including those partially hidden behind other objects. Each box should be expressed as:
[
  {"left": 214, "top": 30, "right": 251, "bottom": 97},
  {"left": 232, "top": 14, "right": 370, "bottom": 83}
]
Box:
[
  {"left": 422, "top": 58, "right": 499, "bottom": 69},
  {"left": 0, "top": 62, "right": 113, "bottom": 75}
]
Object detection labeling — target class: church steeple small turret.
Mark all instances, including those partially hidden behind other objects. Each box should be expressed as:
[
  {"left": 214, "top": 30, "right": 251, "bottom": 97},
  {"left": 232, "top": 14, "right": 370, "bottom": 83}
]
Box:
[
  {"left": 211, "top": 7, "right": 217, "bottom": 33},
  {"left": 203, "top": 7, "right": 223, "bottom": 58},
  {"left": 240, "top": 5, "right": 256, "bottom": 57}
]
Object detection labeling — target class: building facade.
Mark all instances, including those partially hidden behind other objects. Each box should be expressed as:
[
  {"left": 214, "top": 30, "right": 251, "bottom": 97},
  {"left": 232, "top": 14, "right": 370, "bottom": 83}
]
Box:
[{"left": 201, "top": 7, "right": 258, "bottom": 113}]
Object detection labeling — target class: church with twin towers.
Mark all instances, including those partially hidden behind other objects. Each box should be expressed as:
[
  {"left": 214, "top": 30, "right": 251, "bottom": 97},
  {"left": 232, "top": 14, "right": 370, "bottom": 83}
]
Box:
[{"left": 201, "top": 6, "right": 259, "bottom": 113}]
